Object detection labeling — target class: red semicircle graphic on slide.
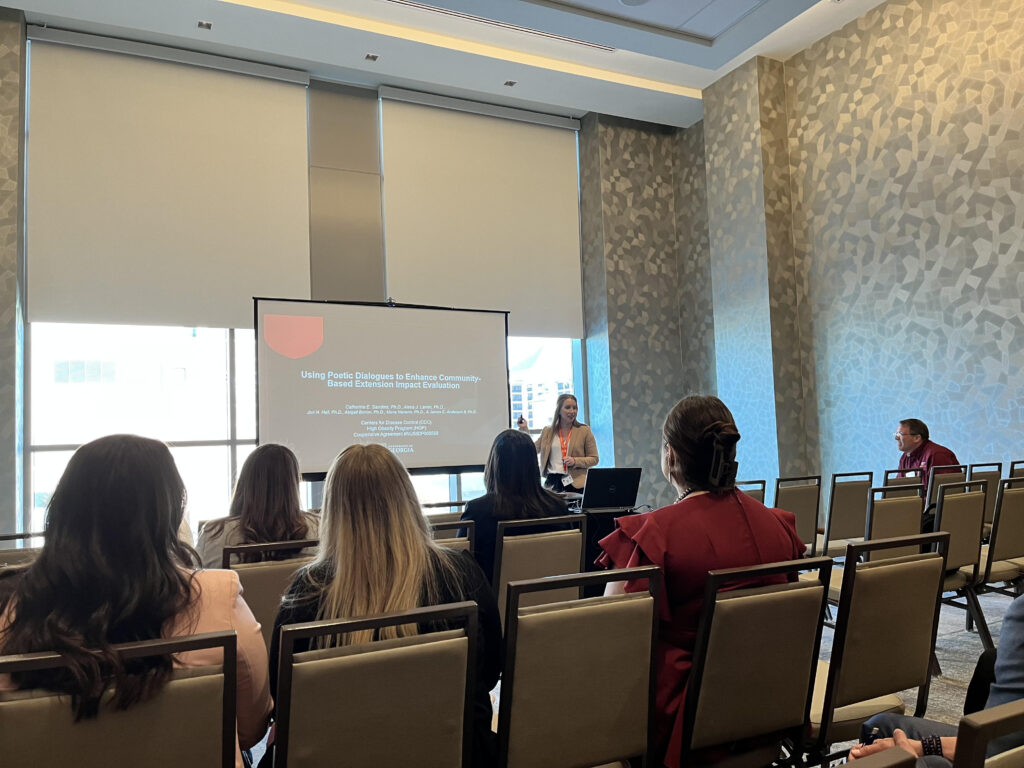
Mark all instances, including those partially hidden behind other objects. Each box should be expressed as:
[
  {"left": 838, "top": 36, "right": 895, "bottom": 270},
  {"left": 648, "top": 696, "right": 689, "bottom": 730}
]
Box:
[{"left": 264, "top": 314, "right": 324, "bottom": 359}]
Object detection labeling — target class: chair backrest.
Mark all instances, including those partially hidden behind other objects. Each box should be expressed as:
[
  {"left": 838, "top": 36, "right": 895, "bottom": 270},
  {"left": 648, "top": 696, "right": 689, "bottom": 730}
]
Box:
[
  {"left": 494, "top": 515, "right": 585, "bottom": 627},
  {"left": 986, "top": 479, "right": 1024, "bottom": 572},
  {"left": 737, "top": 479, "right": 766, "bottom": 504},
  {"left": 927, "top": 465, "right": 969, "bottom": 506},
  {"left": 1011, "top": 461, "right": 1024, "bottom": 480},
  {"left": 430, "top": 520, "right": 474, "bottom": 554},
  {"left": 884, "top": 468, "right": 926, "bottom": 498},
  {"left": 969, "top": 464, "right": 1004, "bottom": 525},
  {"left": 825, "top": 472, "right": 873, "bottom": 543},
  {"left": 934, "top": 482, "right": 987, "bottom": 573},
  {"left": 774, "top": 476, "right": 821, "bottom": 549},
  {"left": 425, "top": 510, "right": 464, "bottom": 526},
  {"left": 227, "top": 543, "right": 317, "bottom": 649},
  {"left": 865, "top": 486, "right": 925, "bottom": 561},
  {"left": 275, "top": 603, "right": 477, "bottom": 768},
  {"left": 0, "top": 632, "right": 236, "bottom": 768},
  {"left": 0, "top": 533, "right": 45, "bottom": 568},
  {"left": 816, "top": 534, "right": 949, "bottom": 746},
  {"left": 497, "top": 567, "right": 660, "bottom": 768},
  {"left": 953, "top": 698, "right": 1024, "bottom": 768},
  {"left": 681, "top": 558, "right": 831, "bottom": 763}
]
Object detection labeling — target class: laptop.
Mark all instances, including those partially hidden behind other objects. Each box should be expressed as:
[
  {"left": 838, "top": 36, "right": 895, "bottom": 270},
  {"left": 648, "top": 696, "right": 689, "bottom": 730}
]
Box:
[{"left": 579, "top": 467, "right": 642, "bottom": 511}]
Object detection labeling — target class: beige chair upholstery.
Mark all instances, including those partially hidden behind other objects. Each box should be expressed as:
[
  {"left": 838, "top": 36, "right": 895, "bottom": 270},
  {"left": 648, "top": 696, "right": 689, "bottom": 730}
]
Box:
[
  {"left": 0, "top": 533, "right": 44, "bottom": 568},
  {"left": 497, "top": 567, "right": 660, "bottom": 768},
  {"left": 494, "top": 515, "right": 584, "bottom": 627},
  {"left": 806, "top": 534, "right": 948, "bottom": 765},
  {"left": 865, "top": 488, "right": 925, "bottom": 561},
  {"left": 953, "top": 699, "right": 1024, "bottom": 768},
  {"left": 884, "top": 468, "right": 927, "bottom": 498},
  {"left": 0, "top": 548, "right": 41, "bottom": 568},
  {"left": 275, "top": 602, "right": 477, "bottom": 768},
  {"left": 969, "top": 463, "right": 1004, "bottom": 529},
  {"left": 0, "top": 632, "right": 236, "bottom": 768},
  {"left": 432, "top": 519, "right": 474, "bottom": 554},
  {"left": 774, "top": 476, "right": 822, "bottom": 552},
  {"left": 974, "top": 480, "right": 1024, "bottom": 596},
  {"left": 736, "top": 480, "right": 766, "bottom": 505},
  {"left": 928, "top": 465, "right": 968, "bottom": 506},
  {"left": 819, "top": 472, "right": 873, "bottom": 557},
  {"left": 1011, "top": 462, "right": 1024, "bottom": 480},
  {"left": 680, "top": 557, "right": 830, "bottom": 768},
  {"left": 229, "top": 554, "right": 315, "bottom": 650}
]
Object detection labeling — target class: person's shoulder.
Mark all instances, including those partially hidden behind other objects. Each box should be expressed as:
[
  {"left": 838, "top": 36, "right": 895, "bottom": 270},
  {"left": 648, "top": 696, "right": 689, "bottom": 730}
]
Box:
[
  {"left": 462, "top": 493, "right": 496, "bottom": 517},
  {"left": 198, "top": 515, "right": 239, "bottom": 539},
  {"left": 191, "top": 567, "right": 242, "bottom": 606}
]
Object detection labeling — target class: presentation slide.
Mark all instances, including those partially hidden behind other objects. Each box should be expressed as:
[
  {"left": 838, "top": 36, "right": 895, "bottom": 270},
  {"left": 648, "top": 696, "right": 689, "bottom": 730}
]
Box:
[{"left": 256, "top": 299, "right": 510, "bottom": 475}]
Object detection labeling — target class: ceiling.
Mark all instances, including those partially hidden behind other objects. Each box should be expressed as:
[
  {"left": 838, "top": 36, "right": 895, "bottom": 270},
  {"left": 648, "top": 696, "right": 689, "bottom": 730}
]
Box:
[{"left": 7, "top": 0, "right": 887, "bottom": 127}]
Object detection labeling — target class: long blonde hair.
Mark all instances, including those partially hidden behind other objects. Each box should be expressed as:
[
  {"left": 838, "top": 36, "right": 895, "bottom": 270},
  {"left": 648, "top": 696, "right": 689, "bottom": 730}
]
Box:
[{"left": 306, "top": 443, "right": 456, "bottom": 644}]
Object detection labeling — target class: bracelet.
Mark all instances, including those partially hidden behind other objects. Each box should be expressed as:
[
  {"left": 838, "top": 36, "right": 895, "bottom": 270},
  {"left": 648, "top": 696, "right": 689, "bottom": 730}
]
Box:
[{"left": 922, "top": 735, "right": 943, "bottom": 756}]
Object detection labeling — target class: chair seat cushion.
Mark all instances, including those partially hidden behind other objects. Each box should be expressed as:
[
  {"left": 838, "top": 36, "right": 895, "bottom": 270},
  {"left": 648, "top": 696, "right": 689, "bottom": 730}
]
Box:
[
  {"left": 799, "top": 569, "right": 843, "bottom": 602},
  {"left": 808, "top": 661, "right": 905, "bottom": 742},
  {"left": 966, "top": 545, "right": 1024, "bottom": 584},
  {"left": 943, "top": 571, "right": 972, "bottom": 591}
]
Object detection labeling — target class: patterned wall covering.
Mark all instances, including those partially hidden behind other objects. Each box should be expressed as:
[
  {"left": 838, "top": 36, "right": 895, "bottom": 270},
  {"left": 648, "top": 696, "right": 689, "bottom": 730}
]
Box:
[
  {"left": 673, "top": 120, "right": 717, "bottom": 397},
  {"left": 579, "top": 114, "right": 687, "bottom": 509},
  {"left": 703, "top": 59, "right": 782, "bottom": 485},
  {"left": 785, "top": 0, "right": 1024, "bottom": 484},
  {"left": 0, "top": 10, "right": 23, "bottom": 532},
  {"left": 757, "top": 57, "right": 820, "bottom": 479}
]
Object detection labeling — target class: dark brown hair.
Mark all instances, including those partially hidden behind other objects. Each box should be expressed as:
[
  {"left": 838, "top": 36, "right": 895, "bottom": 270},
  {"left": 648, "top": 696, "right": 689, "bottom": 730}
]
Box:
[
  {"left": 484, "top": 429, "right": 566, "bottom": 520},
  {"left": 204, "top": 443, "right": 307, "bottom": 559},
  {"left": 0, "top": 435, "right": 199, "bottom": 720},
  {"left": 663, "top": 395, "right": 741, "bottom": 493},
  {"left": 899, "top": 419, "right": 929, "bottom": 441}
]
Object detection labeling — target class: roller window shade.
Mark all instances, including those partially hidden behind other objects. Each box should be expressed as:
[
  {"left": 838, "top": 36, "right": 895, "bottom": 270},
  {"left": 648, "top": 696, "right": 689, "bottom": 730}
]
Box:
[
  {"left": 380, "top": 99, "right": 583, "bottom": 338},
  {"left": 26, "top": 42, "right": 311, "bottom": 329}
]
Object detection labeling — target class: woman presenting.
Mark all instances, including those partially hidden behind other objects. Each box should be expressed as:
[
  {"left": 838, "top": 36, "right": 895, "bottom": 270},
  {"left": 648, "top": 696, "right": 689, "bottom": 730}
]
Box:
[{"left": 518, "top": 393, "right": 598, "bottom": 490}]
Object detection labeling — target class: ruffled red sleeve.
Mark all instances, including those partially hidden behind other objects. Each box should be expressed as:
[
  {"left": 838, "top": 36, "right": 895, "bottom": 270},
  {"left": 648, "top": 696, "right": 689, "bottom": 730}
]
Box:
[{"left": 597, "top": 513, "right": 670, "bottom": 618}]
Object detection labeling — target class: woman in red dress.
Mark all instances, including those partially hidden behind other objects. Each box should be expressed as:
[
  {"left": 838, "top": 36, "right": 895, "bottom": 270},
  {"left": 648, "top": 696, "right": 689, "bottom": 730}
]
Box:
[{"left": 598, "top": 395, "right": 804, "bottom": 768}]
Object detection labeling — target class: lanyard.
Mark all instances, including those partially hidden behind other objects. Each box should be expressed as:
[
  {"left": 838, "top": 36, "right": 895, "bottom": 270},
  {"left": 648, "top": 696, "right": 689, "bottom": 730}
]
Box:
[{"left": 558, "top": 427, "right": 573, "bottom": 460}]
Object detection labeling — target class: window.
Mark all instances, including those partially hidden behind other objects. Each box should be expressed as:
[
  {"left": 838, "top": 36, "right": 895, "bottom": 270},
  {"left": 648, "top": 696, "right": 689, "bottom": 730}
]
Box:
[{"left": 26, "top": 326, "right": 579, "bottom": 532}]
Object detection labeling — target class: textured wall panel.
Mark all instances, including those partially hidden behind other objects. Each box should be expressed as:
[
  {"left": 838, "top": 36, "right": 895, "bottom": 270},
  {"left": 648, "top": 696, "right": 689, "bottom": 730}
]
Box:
[
  {"left": 704, "top": 59, "right": 782, "bottom": 485},
  {"left": 674, "top": 121, "right": 717, "bottom": 396},
  {"left": 0, "top": 11, "right": 23, "bottom": 532},
  {"left": 786, "top": 0, "right": 1024, "bottom": 483}
]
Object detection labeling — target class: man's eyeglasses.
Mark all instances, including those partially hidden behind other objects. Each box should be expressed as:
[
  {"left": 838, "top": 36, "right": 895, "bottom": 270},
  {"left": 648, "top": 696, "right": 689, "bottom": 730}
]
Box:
[{"left": 894, "top": 431, "right": 919, "bottom": 439}]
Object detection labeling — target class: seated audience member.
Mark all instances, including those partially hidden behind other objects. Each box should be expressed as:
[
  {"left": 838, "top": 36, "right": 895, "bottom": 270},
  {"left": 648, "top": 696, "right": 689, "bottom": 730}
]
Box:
[
  {"left": 896, "top": 419, "right": 960, "bottom": 479},
  {"left": 269, "top": 444, "right": 500, "bottom": 767},
  {"left": 598, "top": 395, "right": 805, "bottom": 768},
  {"left": 198, "top": 443, "right": 319, "bottom": 568},
  {"left": 851, "top": 594, "right": 1024, "bottom": 767},
  {"left": 0, "top": 435, "right": 271, "bottom": 766},
  {"left": 518, "top": 393, "right": 598, "bottom": 491},
  {"left": 460, "top": 428, "right": 571, "bottom": 583}
]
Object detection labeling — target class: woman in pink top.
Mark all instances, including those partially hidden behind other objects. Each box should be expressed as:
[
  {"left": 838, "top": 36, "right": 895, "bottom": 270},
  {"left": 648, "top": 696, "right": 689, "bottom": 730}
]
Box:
[{"left": 0, "top": 434, "right": 271, "bottom": 766}]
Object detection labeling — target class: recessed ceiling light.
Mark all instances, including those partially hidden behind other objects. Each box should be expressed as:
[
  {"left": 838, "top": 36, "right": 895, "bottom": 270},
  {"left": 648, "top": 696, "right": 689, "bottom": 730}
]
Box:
[
  {"left": 365, "top": 53, "right": 379, "bottom": 61},
  {"left": 619, "top": 0, "right": 650, "bottom": 6},
  {"left": 504, "top": 80, "right": 517, "bottom": 87},
  {"left": 197, "top": 21, "right": 213, "bottom": 30}
]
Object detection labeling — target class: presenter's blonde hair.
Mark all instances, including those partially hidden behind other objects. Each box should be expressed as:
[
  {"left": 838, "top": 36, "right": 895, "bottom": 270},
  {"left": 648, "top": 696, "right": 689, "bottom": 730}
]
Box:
[{"left": 309, "top": 443, "right": 455, "bottom": 644}]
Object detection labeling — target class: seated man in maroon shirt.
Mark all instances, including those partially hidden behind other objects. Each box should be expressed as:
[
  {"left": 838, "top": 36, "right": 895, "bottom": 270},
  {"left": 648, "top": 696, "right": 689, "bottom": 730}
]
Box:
[{"left": 895, "top": 418, "right": 960, "bottom": 479}]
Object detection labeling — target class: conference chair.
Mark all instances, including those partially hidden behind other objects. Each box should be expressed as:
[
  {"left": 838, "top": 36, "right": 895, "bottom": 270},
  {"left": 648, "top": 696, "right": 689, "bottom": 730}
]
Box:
[
  {"left": 774, "top": 475, "right": 821, "bottom": 554},
  {"left": 1011, "top": 461, "right": 1024, "bottom": 480},
  {"left": 805, "top": 534, "right": 949, "bottom": 768},
  {"left": 953, "top": 698, "right": 1024, "bottom": 768},
  {"left": 973, "top": 478, "right": 1024, "bottom": 598},
  {"left": 927, "top": 464, "right": 969, "bottom": 507},
  {"left": 736, "top": 479, "right": 767, "bottom": 504},
  {"left": 933, "top": 481, "right": 993, "bottom": 651},
  {"left": 274, "top": 602, "right": 477, "bottom": 768},
  {"left": 679, "top": 557, "right": 831, "bottom": 768},
  {"left": 493, "top": 515, "right": 585, "bottom": 627},
  {"left": 884, "top": 468, "right": 926, "bottom": 498},
  {"left": 864, "top": 485, "right": 926, "bottom": 561},
  {"left": 968, "top": 463, "right": 1004, "bottom": 538},
  {"left": 0, "top": 631, "right": 236, "bottom": 768},
  {"left": 0, "top": 532, "right": 44, "bottom": 568},
  {"left": 818, "top": 471, "right": 873, "bottom": 558},
  {"left": 496, "top": 567, "right": 660, "bottom": 768},
  {"left": 224, "top": 540, "right": 318, "bottom": 650},
  {"left": 431, "top": 519, "right": 475, "bottom": 554}
]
